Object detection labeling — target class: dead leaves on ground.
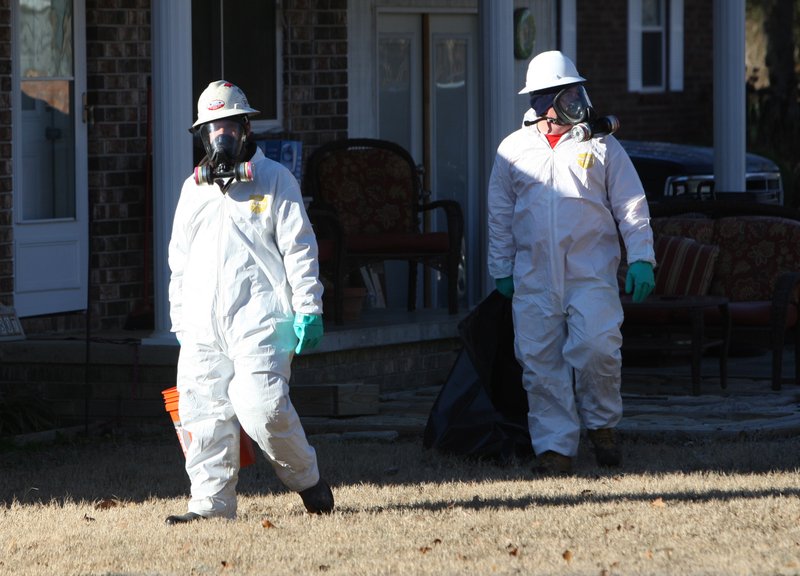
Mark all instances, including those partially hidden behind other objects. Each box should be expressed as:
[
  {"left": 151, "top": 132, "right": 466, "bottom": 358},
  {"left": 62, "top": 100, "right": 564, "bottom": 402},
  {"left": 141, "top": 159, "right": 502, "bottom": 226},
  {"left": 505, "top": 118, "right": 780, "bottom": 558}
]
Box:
[
  {"left": 94, "top": 498, "right": 121, "bottom": 510},
  {"left": 651, "top": 497, "right": 666, "bottom": 508},
  {"left": 419, "top": 538, "right": 442, "bottom": 553},
  {"left": 419, "top": 539, "right": 522, "bottom": 560},
  {"left": 81, "top": 497, "right": 122, "bottom": 521}
]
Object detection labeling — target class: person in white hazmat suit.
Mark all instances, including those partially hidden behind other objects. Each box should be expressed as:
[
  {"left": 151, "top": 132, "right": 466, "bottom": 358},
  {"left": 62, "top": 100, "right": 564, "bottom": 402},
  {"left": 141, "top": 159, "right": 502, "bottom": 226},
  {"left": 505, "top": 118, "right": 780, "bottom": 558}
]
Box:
[
  {"left": 487, "top": 51, "right": 656, "bottom": 475},
  {"left": 165, "top": 80, "right": 333, "bottom": 524}
]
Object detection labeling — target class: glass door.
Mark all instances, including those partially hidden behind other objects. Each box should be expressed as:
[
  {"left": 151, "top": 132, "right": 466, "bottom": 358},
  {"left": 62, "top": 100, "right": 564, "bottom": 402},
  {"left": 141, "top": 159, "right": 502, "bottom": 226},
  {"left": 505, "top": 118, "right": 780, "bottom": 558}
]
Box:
[
  {"left": 429, "top": 15, "right": 478, "bottom": 308},
  {"left": 377, "top": 12, "right": 478, "bottom": 310},
  {"left": 13, "top": 0, "right": 88, "bottom": 317}
]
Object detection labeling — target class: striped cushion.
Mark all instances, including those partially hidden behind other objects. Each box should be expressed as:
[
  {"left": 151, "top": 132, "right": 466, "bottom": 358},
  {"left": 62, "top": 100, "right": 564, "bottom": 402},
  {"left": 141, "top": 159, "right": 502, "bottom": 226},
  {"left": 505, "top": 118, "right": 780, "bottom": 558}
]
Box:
[{"left": 654, "top": 235, "right": 720, "bottom": 296}]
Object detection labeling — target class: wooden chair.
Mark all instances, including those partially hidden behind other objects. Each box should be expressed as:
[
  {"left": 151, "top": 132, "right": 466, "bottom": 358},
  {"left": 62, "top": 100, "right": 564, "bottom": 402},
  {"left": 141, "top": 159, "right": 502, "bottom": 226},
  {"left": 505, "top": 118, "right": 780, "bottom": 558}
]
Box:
[
  {"left": 305, "top": 138, "right": 464, "bottom": 324},
  {"left": 306, "top": 205, "right": 347, "bottom": 322}
]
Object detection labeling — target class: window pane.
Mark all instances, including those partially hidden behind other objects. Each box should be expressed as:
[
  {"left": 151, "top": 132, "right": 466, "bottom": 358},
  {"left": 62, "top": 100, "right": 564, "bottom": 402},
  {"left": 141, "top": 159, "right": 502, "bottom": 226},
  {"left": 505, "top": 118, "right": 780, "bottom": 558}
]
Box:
[
  {"left": 378, "top": 37, "right": 412, "bottom": 151},
  {"left": 191, "top": 0, "right": 220, "bottom": 103},
  {"left": 223, "top": 1, "right": 276, "bottom": 120},
  {"left": 19, "top": 0, "right": 76, "bottom": 221},
  {"left": 20, "top": 0, "right": 73, "bottom": 77},
  {"left": 20, "top": 80, "right": 76, "bottom": 220},
  {"left": 642, "top": 0, "right": 662, "bottom": 26},
  {"left": 433, "top": 38, "right": 467, "bottom": 206},
  {"left": 191, "top": 0, "right": 277, "bottom": 120},
  {"left": 642, "top": 31, "right": 663, "bottom": 87}
]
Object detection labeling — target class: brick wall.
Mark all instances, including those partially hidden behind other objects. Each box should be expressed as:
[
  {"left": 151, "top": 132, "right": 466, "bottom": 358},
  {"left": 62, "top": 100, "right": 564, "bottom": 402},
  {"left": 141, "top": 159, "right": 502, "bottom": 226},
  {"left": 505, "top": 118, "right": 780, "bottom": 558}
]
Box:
[
  {"left": 293, "top": 338, "right": 461, "bottom": 393},
  {"left": 0, "top": 0, "right": 11, "bottom": 306},
  {"left": 577, "top": 0, "right": 714, "bottom": 146},
  {"left": 281, "top": 0, "right": 349, "bottom": 152},
  {"left": 12, "top": 1, "right": 348, "bottom": 335},
  {"left": 2, "top": 1, "right": 722, "bottom": 334},
  {"left": 0, "top": 335, "right": 461, "bottom": 427},
  {"left": 85, "top": 0, "right": 152, "bottom": 331}
]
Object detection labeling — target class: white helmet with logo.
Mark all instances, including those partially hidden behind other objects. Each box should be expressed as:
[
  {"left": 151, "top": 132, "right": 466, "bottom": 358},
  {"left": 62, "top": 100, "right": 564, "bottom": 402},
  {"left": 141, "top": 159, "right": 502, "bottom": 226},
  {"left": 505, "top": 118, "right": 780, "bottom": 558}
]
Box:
[
  {"left": 191, "top": 80, "right": 260, "bottom": 130},
  {"left": 518, "top": 50, "right": 586, "bottom": 95}
]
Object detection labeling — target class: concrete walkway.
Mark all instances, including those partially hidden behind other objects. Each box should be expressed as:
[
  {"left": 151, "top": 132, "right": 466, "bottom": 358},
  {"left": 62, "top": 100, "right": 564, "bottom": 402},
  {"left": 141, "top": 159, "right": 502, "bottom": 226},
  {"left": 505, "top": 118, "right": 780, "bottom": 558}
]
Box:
[
  {"left": 303, "top": 346, "right": 800, "bottom": 441},
  {"left": 13, "top": 313, "right": 797, "bottom": 442},
  {"left": 618, "top": 348, "right": 800, "bottom": 438}
]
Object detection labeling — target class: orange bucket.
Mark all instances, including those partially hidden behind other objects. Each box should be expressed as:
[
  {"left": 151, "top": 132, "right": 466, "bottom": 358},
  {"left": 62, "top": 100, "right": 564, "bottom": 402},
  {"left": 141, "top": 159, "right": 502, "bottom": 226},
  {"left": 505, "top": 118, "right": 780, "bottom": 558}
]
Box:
[{"left": 162, "top": 387, "right": 256, "bottom": 468}]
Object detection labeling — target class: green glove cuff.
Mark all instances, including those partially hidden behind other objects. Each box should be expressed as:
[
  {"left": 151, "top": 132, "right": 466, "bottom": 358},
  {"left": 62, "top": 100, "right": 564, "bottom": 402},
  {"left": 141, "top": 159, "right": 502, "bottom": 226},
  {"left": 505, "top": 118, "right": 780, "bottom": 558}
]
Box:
[
  {"left": 625, "top": 261, "right": 655, "bottom": 303},
  {"left": 495, "top": 276, "right": 515, "bottom": 299},
  {"left": 293, "top": 313, "right": 324, "bottom": 354}
]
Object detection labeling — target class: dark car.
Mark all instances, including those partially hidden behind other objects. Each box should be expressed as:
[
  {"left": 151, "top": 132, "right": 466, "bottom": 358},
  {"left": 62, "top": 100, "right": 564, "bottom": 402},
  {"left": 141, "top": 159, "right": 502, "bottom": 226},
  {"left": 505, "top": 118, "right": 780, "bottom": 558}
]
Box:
[{"left": 619, "top": 140, "right": 784, "bottom": 205}]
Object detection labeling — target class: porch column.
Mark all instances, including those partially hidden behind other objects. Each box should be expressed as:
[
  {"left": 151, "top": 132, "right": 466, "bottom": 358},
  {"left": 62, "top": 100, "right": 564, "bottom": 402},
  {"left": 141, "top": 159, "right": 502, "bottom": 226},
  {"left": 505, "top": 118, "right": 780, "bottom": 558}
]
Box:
[
  {"left": 713, "top": 0, "right": 746, "bottom": 193},
  {"left": 478, "top": 0, "right": 515, "bottom": 297},
  {"left": 145, "top": 0, "right": 194, "bottom": 345}
]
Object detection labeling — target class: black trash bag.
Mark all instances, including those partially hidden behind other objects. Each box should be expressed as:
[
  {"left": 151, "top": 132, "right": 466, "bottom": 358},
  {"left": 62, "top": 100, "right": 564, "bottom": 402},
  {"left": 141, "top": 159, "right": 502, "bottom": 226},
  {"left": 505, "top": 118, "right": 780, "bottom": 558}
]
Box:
[{"left": 423, "top": 291, "right": 531, "bottom": 459}]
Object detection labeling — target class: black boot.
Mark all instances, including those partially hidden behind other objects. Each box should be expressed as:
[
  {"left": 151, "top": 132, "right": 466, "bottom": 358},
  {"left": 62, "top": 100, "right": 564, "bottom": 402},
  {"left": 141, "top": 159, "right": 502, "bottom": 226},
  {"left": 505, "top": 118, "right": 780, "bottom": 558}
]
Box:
[
  {"left": 298, "top": 479, "right": 334, "bottom": 514},
  {"left": 531, "top": 450, "right": 574, "bottom": 476},
  {"left": 165, "top": 511, "right": 206, "bottom": 525},
  {"left": 587, "top": 428, "right": 622, "bottom": 467}
]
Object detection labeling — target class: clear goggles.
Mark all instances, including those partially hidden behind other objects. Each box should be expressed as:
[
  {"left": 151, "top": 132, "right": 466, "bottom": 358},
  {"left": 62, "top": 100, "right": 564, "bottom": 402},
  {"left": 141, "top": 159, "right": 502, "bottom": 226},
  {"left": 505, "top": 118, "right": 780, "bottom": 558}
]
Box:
[
  {"left": 552, "top": 84, "right": 593, "bottom": 125},
  {"left": 198, "top": 118, "right": 245, "bottom": 151}
]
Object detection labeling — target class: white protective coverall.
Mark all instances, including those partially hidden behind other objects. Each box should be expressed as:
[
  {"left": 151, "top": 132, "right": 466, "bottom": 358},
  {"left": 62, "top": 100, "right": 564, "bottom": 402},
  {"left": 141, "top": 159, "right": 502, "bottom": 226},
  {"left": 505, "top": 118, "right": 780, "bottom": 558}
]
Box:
[
  {"left": 168, "top": 147, "right": 322, "bottom": 518},
  {"left": 487, "top": 110, "right": 655, "bottom": 458}
]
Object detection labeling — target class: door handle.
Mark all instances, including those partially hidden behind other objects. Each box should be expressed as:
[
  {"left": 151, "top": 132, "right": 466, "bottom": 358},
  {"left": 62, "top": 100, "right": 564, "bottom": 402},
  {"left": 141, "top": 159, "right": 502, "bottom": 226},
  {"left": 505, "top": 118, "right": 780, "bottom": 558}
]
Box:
[{"left": 82, "top": 92, "right": 94, "bottom": 127}]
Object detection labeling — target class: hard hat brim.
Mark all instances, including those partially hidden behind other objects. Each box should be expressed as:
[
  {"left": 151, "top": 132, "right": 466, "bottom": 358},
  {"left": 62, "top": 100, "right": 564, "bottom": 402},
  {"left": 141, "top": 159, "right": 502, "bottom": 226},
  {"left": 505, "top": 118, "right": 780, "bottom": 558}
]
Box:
[
  {"left": 518, "top": 75, "right": 586, "bottom": 95},
  {"left": 191, "top": 107, "right": 260, "bottom": 130}
]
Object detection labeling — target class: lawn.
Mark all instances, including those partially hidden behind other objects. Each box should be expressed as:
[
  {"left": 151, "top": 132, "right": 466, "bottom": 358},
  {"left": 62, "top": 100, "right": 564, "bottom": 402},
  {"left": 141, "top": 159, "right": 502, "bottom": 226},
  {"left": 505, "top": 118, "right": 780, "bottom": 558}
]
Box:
[{"left": 1, "top": 428, "right": 799, "bottom": 575}]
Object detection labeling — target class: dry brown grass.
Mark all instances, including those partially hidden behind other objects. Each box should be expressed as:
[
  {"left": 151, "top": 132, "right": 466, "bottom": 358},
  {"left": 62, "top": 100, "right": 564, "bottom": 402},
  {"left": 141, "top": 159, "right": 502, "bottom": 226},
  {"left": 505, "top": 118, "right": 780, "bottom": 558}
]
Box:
[{"left": 2, "top": 428, "right": 800, "bottom": 576}]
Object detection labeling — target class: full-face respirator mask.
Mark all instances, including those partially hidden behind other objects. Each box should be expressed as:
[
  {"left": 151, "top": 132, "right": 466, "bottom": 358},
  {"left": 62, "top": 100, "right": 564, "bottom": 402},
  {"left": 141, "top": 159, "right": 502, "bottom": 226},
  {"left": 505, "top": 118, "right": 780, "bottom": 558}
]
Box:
[
  {"left": 527, "top": 84, "right": 619, "bottom": 142},
  {"left": 193, "top": 117, "right": 254, "bottom": 187}
]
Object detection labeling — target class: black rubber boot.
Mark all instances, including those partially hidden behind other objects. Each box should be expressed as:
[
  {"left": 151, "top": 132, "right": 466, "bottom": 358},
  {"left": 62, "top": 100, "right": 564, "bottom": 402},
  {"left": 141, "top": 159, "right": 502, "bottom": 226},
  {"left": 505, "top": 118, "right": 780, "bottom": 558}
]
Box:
[
  {"left": 165, "top": 511, "right": 206, "bottom": 525},
  {"left": 531, "top": 450, "right": 573, "bottom": 476},
  {"left": 588, "top": 428, "right": 622, "bottom": 467},
  {"left": 298, "top": 479, "right": 335, "bottom": 514}
]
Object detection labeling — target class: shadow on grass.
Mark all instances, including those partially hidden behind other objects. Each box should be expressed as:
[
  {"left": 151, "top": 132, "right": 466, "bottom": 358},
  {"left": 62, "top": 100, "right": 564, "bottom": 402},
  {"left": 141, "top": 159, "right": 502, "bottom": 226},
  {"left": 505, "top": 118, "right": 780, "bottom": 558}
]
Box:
[
  {"left": 335, "top": 484, "right": 800, "bottom": 515},
  {"left": 2, "top": 428, "right": 799, "bottom": 509}
]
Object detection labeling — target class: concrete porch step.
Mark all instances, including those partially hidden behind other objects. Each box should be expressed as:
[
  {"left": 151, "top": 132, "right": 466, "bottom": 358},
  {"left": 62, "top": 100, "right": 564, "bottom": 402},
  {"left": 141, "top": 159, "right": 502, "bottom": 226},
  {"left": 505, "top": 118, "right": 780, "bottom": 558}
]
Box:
[{"left": 0, "top": 309, "right": 464, "bottom": 430}]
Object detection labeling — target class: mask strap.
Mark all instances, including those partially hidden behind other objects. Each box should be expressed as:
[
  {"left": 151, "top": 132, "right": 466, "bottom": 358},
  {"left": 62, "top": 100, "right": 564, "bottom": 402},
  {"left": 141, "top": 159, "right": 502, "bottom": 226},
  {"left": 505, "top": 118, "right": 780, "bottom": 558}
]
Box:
[
  {"left": 524, "top": 116, "right": 567, "bottom": 127},
  {"left": 217, "top": 177, "right": 235, "bottom": 195}
]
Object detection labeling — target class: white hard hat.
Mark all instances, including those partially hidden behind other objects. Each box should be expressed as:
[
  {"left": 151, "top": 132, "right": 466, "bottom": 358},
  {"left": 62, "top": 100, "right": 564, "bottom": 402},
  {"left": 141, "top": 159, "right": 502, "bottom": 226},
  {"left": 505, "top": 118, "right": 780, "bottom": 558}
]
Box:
[
  {"left": 518, "top": 50, "right": 586, "bottom": 94},
  {"left": 191, "top": 80, "right": 260, "bottom": 130}
]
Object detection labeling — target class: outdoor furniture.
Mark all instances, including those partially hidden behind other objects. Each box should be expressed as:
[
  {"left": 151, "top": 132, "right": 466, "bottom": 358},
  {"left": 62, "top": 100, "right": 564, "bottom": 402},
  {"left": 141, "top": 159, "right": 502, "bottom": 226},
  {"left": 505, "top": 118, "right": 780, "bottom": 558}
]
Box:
[
  {"left": 305, "top": 205, "right": 347, "bottom": 322},
  {"left": 305, "top": 138, "right": 464, "bottom": 324},
  {"left": 622, "top": 294, "right": 731, "bottom": 395},
  {"left": 619, "top": 200, "right": 800, "bottom": 390}
]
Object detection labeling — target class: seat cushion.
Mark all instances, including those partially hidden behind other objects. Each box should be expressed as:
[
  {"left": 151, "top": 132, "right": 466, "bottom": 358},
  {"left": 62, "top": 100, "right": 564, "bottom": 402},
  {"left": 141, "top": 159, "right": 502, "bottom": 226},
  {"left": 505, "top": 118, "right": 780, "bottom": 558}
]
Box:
[
  {"left": 346, "top": 232, "right": 450, "bottom": 254},
  {"left": 317, "top": 238, "right": 336, "bottom": 262},
  {"left": 712, "top": 216, "right": 800, "bottom": 301},
  {"left": 651, "top": 216, "right": 716, "bottom": 244},
  {"left": 654, "top": 235, "right": 720, "bottom": 296},
  {"left": 629, "top": 301, "right": 799, "bottom": 329},
  {"left": 703, "top": 300, "right": 799, "bottom": 328},
  {"left": 315, "top": 147, "right": 417, "bottom": 235}
]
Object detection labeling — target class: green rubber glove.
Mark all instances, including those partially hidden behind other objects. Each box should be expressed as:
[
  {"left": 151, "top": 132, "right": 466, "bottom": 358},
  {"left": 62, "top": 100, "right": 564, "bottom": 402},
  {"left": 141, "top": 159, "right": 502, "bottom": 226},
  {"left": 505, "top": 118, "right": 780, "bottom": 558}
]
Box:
[
  {"left": 293, "top": 313, "right": 323, "bottom": 354},
  {"left": 495, "top": 276, "right": 515, "bottom": 299},
  {"left": 625, "top": 261, "right": 655, "bottom": 303}
]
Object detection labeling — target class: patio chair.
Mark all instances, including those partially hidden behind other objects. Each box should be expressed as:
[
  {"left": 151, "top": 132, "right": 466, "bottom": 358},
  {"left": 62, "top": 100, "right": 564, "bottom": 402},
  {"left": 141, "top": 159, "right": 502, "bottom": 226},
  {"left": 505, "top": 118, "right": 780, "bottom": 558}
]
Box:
[{"left": 305, "top": 138, "right": 464, "bottom": 324}]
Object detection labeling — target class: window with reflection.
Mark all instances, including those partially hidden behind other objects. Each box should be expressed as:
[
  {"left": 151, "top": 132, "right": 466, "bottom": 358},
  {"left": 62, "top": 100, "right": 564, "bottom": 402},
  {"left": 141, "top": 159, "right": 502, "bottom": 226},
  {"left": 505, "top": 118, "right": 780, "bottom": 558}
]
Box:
[
  {"left": 191, "top": 0, "right": 278, "bottom": 127},
  {"left": 19, "top": 0, "right": 76, "bottom": 221}
]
